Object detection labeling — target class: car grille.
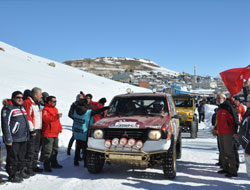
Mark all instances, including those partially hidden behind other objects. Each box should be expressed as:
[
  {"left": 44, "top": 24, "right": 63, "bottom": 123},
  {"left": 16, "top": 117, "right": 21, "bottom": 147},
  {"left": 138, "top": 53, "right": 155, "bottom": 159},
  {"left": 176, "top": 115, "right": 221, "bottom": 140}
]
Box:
[{"left": 103, "top": 129, "right": 149, "bottom": 142}]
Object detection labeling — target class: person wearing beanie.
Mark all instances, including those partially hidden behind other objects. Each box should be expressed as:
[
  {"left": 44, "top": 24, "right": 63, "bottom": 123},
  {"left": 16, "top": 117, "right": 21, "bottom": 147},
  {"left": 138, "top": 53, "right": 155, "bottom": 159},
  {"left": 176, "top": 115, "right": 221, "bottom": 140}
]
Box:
[
  {"left": 67, "top": 92, "right": 85, "bottom": 156},
  {"left": 1, "top": 91, "right": 30, "bottom": 182},
  {"left": 23, "top": 89, "right": 31, "bottom": 101},
  {"left": 40, "top": 92, "right": 49, "bottom": 110},
  {"left": 72, "top": 99, "right": 109, "bottom": 167},
  {"left": 98, "top": 98, "right": 107, "bottom": 106}
]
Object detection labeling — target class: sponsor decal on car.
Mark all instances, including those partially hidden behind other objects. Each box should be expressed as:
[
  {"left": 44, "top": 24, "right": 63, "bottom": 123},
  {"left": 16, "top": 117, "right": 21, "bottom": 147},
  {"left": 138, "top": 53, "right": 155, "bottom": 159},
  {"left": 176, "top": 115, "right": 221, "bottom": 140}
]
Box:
[
  {"left": 145, "top": 125, "right": 161, "bottom": 129},
  {"left": 110, "top": 121, "right": 139, "bottom": 128}
]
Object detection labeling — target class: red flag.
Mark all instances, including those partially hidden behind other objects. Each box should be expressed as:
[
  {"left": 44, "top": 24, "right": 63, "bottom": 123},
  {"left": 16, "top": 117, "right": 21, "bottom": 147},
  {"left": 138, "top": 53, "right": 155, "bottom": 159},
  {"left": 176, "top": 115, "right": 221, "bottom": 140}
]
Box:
[{"left": 220, "top": 65, "right": 250, "bottom": 96}]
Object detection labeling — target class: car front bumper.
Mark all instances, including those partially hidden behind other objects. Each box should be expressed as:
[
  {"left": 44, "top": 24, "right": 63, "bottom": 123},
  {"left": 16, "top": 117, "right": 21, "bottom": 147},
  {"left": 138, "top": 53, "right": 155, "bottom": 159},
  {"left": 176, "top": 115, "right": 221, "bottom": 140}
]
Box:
[{"left": 87, "top": 137, "right": 171, "bottom": 153}]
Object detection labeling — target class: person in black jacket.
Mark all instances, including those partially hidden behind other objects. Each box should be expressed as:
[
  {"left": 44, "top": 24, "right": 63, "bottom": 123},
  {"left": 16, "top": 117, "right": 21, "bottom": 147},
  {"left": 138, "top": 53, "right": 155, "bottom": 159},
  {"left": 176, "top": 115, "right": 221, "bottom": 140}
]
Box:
[
  {"left": 1, "top": 91, "right": 30, "bottom": 183},
  {"left": 67, "top": 93, "right": 84, "bottom": 156},
  {"left": 239, "top": 81, "right": 250, "bottom": 177},
  {"left": 198, "top": 101, "right": 205, "bottom": 123}
]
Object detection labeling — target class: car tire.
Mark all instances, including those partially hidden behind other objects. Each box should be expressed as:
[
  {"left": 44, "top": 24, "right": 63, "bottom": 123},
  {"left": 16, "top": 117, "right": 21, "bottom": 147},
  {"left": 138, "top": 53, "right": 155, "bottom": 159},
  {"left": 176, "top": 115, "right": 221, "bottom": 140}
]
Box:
[
  {"left": 194, "top": 115, "right": 199, "bottom": 132},
  {"left": 162, "top": 137, "right": 177, "bottom": 179},
  {"left": 86, "top": 150, "right": 105, "bottom": 174},
  {"left": 191, "top": 121, "right": 197, "bottom": 139},
  {"left": 176, "top": 131, "right": 182, "bottom": 159}
]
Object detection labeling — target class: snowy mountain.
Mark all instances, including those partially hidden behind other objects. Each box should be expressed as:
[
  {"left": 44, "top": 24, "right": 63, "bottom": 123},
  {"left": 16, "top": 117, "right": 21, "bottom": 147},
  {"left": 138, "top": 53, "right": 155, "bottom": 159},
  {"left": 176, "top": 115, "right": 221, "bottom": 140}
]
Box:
[
  {"left": 0, "top": 41, "right": 151, "bottom": 125},
  {"left": 63, "top": 57, "right": 179, "bottom": 77}
]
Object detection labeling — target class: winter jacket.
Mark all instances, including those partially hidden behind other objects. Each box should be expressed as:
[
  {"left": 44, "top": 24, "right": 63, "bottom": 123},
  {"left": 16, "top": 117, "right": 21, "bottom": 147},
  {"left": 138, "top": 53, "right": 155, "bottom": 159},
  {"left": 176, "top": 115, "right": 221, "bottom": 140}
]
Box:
[
  {"left": 236, "top": 103, "right": 246, "bottom": 123},
  {"left": 239, "top": 108, "right": 250, "bottom": 154},
  {"left": 68, "top": 101, "right": 77, "bottom": 120},
  {"left": 211, "top": 112, "right": 217, "bottom": 127},
  {"left": 24, "top": 97, "right": 42, "bottom": 131},
  {"left": 216, "top": 102, "right": 236, "bottom": 135},
  {"left": 72, "top": 104, "right": 108, "bottom": 141},
  {"left": 198, "top": 103, "right": 205, "bottom": 113},
  {"left": 73, "top": 110, "right": 93, "bottom": 141},
  {"left": 92, "top": 101, "right": 104, "bottom": 123},
  {"left": 41, "top": 104, "right": 62, "bottom": 138},
  {"left": 1, "top": 99, "right": 29, "bottom": 144}
]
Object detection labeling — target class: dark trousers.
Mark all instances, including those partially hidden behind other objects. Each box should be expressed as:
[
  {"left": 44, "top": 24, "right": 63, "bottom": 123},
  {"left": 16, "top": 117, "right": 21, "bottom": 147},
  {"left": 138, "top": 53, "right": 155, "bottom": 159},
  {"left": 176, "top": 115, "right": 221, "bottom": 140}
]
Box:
[
  {"left": 67, "top": 134, "right": 75, "bottom": 150},
  {"left": 199, "top": 112, "right": 205, "bottom": 123},
  {"left": 218, "top": 134, "right": 238, "bottom": 175},
  {"left": 40, "top": 137, "right": 59, "bottom": 163},
  {"left": 6, "top": 142, "right": 27, "bottom": 176},
  {"left": 25, "top": 129, "right": 41, "bottom": 169},
  {"left": 216, "top": 135, "right": 222, "bottom": 164},
  {"left": 74, "top": 140, "right": 87, "bottom": 164},
  {"left": 233, "top": 139, "right": 240, "bottom": 170}
]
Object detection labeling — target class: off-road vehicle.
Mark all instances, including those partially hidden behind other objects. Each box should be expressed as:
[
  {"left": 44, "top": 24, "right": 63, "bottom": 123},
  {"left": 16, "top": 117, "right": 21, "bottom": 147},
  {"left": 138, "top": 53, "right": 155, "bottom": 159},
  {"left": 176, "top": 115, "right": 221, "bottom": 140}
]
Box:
[
  {"left": 86, "top": 92, "right": 181, "bottom": 179},
  {"left": 172, "top": 94, "right": 198, "bottom": 138}
]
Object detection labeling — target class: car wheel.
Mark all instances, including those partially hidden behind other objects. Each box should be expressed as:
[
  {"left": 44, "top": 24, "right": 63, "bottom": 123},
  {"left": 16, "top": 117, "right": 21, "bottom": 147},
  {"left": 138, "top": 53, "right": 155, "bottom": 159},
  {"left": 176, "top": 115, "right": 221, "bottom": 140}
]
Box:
[
  {"left": 191, "top": 121, "right": 197, "bottom": 139},
  {"left": 86, "top": 150, "right": 105, "bottom": 174},
  {"left": 176, "top": 131, "right": 182, "bottom": 159},
  {"left": 162, "top": 137, "right": 177, "bottom": 179}
]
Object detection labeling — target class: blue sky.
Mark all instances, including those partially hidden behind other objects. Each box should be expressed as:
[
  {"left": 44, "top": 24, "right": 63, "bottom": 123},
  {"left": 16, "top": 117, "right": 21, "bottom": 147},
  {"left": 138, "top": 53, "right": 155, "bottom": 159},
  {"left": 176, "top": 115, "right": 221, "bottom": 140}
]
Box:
[{"left": 0, "top": 0, "right": 249, "bottom": 77}]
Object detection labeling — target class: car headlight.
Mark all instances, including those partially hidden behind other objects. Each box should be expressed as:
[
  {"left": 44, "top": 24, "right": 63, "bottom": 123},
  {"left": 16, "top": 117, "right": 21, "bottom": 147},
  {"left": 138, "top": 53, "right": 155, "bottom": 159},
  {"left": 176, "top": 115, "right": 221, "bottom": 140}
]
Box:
[
  {"left": 148, "top": 130, "right": 161, "bottom": 140},
  {"left": 182, "top": 113, "right": 187, "bottom": 119},
  {"left": 93, "top": 129, "right": 104, "bottom": 139}
]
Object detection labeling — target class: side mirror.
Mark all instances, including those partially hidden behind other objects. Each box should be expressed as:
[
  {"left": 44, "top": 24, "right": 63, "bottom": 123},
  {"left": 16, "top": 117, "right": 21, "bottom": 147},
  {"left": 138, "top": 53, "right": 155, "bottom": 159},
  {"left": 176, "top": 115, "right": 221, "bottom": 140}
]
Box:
[{"left": 172, "top": 114, "right": 181, "bottom": 119}]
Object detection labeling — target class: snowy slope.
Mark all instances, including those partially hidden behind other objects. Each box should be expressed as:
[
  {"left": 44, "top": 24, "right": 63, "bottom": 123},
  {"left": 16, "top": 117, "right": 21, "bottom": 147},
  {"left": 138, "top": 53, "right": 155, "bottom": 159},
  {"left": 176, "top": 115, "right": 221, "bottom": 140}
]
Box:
[
  {"left": 0, "top": 41, "right": 151, "bottom": 125},
  {"left": 0, "top": 42, "right": 250, "bottom": 189}
]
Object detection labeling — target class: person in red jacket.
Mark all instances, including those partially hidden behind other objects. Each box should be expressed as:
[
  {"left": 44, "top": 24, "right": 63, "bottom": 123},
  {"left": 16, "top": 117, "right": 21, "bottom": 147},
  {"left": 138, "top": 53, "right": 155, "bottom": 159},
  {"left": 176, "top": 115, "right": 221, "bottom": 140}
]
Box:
[
  {"left": 234, "top": 97, "right": 246, "bottom": 123},
  {"left": 40, "top": 96, "right": 63, "bottom": 172},
  {"left": 216, "top": 94, "right": 238, "bottom": 177}
]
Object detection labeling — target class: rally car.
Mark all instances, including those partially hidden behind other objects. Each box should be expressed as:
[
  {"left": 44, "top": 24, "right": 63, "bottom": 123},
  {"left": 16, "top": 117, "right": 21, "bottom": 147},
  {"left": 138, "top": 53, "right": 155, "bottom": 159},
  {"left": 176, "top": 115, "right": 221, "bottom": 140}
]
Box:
[
  {"left": 172, "top": 94, "right": 198, "bottom": 138},
  {"left": 86, "top": 92, "right": 181, "bottom": 179}
]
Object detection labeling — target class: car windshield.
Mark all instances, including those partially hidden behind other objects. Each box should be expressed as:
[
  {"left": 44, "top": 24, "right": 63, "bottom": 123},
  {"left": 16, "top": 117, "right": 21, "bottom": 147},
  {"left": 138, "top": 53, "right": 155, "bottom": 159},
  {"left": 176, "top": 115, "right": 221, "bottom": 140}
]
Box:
[
  {"left": 107, "top": 96, "right": 169, "bottom": 116},
  {"left": 174, "top": 98, "right": 193, "bottom": 107}
]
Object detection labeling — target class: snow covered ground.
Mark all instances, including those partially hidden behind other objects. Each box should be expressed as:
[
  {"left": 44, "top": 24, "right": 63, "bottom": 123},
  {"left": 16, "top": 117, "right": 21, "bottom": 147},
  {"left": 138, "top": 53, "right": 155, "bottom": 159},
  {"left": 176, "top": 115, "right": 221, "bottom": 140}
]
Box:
[
  {"left": 1, "top": 122, "right": 249, "bottom": 190},
  {"left": 0, "top": 42, "right": 250, "bottom": 189}
]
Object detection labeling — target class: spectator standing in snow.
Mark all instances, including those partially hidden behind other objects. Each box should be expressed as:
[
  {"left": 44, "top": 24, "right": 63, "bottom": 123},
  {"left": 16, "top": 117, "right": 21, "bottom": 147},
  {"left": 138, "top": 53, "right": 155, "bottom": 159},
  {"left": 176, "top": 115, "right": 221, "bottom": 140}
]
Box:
[
  {"left": 238, "top": 81, "right": 250, "bottom": 177},
  {"left": 24, "top": 87, "right": 43, "bottom": 174},
  {"left": 72, "top": 99, "right": 108, "bottom": 167},
  {"left": 67, "top": 93, "right": 85, "bottom": 156},
  {"left": 211, "top": 108, "right": 222, "bottom": 166},
  {"left": 40, "top": 96, "right": 63, "bottom": 172},
  {"left": 234, "top": 97, "right": 246, "bottom": 123},
  {"left": 40, "top": 92, "right": 49, "bottom": 110},
  {"left": 198, "top": 101, "right": 205, "bottom": 123},
  {"left": 216, "top": 93, "right": 239, "bottom": 177},
  {"left": 1, "top": 91, "right": 30, "bottom": 182},
  {"left": 232, "top": 96, "right": 246, "bottom": 170}
]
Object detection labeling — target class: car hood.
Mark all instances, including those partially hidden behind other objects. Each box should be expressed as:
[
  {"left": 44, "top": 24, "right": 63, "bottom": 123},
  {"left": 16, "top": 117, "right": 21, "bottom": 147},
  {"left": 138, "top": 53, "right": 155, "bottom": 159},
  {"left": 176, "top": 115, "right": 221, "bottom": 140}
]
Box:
[
  {"left": 92, "top": 115, "right": 170, "bottom": 129},
  {"left": 176, "top": 107, "right": 194, "bottom": 114}
]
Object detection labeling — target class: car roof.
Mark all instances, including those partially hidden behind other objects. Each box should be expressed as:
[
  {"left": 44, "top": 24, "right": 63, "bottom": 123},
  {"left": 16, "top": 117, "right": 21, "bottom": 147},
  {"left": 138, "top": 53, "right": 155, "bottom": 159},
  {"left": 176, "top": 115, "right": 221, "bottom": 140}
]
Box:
[
  {"left": 114, "top": 92, "right": 170, "bottom": 98},
  {"left": 172, "top": 94, "right": 194, "bottom": 98}
]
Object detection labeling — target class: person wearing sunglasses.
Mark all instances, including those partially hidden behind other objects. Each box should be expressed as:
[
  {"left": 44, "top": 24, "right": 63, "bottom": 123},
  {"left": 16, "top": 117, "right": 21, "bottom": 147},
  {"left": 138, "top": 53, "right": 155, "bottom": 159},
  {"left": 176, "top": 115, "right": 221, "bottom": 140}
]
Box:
[
  {"left": 40, "top": 96, "right": 63, "bottom": 172},
  {"left": 1, "top": 91, "right": 30, "bottom": 182}
]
